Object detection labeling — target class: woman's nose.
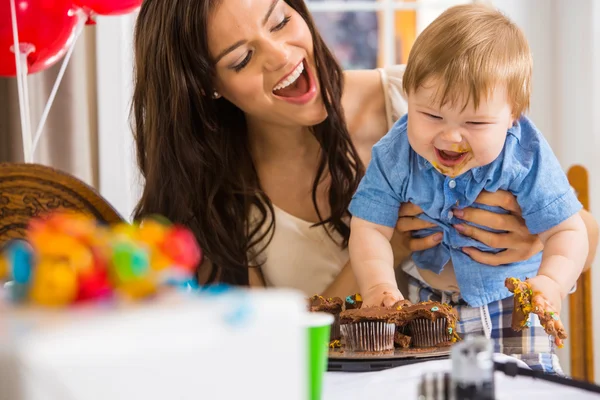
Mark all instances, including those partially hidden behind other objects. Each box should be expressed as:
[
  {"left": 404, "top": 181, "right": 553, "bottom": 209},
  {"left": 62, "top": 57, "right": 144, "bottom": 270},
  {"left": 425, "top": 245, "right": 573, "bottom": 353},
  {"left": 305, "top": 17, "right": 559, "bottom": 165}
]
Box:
[{"left": 262, "top": 40, "right": 289, "bottom": 72}]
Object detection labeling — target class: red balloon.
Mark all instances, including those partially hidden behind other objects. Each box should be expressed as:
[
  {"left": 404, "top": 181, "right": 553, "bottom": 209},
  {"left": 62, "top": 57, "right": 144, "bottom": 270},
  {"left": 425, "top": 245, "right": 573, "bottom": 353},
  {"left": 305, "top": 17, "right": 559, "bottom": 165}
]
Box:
[
  {"left": 0, "top": 0, "right": 80, "bottom": 77},
  {"left": 74, "top": 0, "right": 141, "bottom": 16}
]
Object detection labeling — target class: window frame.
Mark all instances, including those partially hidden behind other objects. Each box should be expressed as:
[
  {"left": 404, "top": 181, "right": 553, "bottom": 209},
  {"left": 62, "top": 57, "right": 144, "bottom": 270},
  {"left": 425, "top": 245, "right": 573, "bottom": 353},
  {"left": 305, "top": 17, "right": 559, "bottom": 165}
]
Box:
[{"left": 306, "top": 0, "right": 479, "bottom": 67}]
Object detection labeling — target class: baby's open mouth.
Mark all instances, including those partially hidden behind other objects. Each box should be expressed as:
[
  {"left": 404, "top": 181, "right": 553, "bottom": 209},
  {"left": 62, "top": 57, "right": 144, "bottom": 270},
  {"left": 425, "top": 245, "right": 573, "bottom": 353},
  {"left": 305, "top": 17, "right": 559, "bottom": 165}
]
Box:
[{"left": 435, "top": 148, "right": 469, "bottom": 167}]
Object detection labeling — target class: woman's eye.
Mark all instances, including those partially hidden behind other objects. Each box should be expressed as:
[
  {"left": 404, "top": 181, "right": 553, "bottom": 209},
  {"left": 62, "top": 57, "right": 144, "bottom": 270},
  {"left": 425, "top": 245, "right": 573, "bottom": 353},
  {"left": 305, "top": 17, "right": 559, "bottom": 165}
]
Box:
[
  {"left": 230, "top": 15, "right": 291, "bottom": 72},
  {"left": 271, "top": 15, "right": 291, "bottom": 32},
  {"left": 233, "top": 51, "right": 253, "bottom": 72}
]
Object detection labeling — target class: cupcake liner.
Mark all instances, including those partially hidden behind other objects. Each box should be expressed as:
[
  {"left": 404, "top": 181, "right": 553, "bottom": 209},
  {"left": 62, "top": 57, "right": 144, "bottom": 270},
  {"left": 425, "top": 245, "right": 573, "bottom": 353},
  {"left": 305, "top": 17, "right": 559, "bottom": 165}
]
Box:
[
  {"left": 409, "top": 318, "right": 450, "bottom": 348},
  {"left": 340, "top": 321, "right": 395, "bottom": 352},
  {"left": 330, "top": 314, "right": 340, "bottom": 340}
]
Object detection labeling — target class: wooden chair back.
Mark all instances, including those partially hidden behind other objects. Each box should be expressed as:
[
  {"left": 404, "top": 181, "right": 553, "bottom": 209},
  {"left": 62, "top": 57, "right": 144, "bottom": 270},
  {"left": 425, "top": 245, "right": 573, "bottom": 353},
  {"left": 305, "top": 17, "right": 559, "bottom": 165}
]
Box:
[
  {"left": 567, "top": 165, "right": 595, "bottom": 382},
  {"left": 0, "top": 163, "right": 124, "bottom": 249}
]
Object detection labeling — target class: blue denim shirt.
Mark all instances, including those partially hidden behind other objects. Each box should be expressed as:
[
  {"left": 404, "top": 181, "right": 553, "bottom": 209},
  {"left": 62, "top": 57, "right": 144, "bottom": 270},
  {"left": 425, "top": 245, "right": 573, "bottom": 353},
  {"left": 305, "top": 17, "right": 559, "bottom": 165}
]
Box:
[{"left": 349, "top": 114, "right": 582, "bottom": 306}]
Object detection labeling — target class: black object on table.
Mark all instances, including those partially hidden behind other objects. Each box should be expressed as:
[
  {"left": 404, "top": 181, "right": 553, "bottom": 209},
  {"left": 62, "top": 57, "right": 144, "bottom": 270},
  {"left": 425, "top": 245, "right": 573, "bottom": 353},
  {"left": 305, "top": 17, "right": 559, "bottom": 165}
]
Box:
[{"left": 328, "top": 353, "right": 449, "bottom": 373}]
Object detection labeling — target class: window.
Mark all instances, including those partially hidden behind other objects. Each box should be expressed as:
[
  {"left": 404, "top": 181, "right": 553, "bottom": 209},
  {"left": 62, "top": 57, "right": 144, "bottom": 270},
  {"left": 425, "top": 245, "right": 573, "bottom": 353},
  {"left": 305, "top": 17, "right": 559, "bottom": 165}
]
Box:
[{"left": 307, "top": 0, "right": 478, "bottom": 69}]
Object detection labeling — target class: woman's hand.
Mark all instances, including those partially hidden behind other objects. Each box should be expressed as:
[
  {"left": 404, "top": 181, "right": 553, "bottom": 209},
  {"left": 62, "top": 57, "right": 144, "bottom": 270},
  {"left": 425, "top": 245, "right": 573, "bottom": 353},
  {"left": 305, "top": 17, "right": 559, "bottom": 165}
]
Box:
[
  {"left": 452, "top": 190, "right": 543, "bottom": 266},
  {"left": 391, "top": 202, "right": 442, "bottom": 266}
]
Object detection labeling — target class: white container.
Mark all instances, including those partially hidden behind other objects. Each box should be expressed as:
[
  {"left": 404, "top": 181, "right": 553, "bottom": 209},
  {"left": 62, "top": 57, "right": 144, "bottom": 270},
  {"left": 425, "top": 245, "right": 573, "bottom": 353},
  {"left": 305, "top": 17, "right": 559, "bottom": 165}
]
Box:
[{"left": 0, "top": 288, "right": 307, "bottom": 400}]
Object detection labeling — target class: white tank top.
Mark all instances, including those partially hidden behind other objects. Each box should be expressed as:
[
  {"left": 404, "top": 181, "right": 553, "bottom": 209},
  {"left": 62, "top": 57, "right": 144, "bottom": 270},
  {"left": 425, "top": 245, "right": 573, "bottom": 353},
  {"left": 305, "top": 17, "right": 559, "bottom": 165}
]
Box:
[{"left": 256, "top": 65, "right": 409, "bottom": 296}]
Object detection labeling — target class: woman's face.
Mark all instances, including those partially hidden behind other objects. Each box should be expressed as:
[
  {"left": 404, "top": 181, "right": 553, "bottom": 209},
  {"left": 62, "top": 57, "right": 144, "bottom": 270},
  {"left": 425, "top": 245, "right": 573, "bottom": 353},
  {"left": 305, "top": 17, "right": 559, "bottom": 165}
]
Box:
[{"left": 208, "top": 0, "right": 327, "bottom": 128}]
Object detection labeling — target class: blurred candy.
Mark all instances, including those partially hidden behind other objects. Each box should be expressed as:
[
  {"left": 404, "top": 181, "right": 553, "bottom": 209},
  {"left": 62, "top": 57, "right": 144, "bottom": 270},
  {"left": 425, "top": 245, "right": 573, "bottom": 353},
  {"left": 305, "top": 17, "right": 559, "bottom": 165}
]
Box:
[
  {"left": 0, "top": 211, "right": 202, "bottom": 308},
  {"left": 117, "top": 276, "right": 158, "bottom": 300},
  {"left": 199, "top": 283, "right": 232, "bottom": 296},
  {"left": 137, "top": 219, "right": 167, "bottom": 247},
  {"left": 29, "top": 260, "right": 78, "bottom": 307},
  {"left": 145, "top": 214, "right": 173, "bottom": 227},
  {"left": 111, "top": 222, "right": 139, "bottom": 240},
  {"left": 3, "top": 281, "right": 29, "bottom": 303},
  {"left": 34, "top": 235, "right": 94, "bottom": 274},
  {"left": 165, "top": 278, "right": 199, "bottom": 292},
  {"left": 0, "top": 253, "right": 7, "bottom": 280},
  {"left": 160, "top": 226, "right": 202, "bottom": 272},
  {"left": 76, "top": 259, "right": 112, "bottom": 302},
  {"left": 6, "top": 240, "right": 34, "bottom": 284},
  {"left": 111, "top": 241, "right": 150, "bottom": 283}
]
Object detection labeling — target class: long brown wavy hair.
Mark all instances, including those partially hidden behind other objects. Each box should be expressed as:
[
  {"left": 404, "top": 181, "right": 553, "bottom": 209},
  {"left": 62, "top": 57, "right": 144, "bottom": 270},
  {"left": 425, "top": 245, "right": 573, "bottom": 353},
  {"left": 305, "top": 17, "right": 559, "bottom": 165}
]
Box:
[{"left": 131, "top": 0, "right": 364, "bottom": 285}]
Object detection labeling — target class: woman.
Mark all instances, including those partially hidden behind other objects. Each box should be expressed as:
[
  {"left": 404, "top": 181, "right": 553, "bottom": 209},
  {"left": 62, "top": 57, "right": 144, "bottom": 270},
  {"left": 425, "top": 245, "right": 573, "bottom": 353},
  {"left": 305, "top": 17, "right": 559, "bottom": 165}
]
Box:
[{"left": 130, "top": 0, "right": 598, "bottom": 300}]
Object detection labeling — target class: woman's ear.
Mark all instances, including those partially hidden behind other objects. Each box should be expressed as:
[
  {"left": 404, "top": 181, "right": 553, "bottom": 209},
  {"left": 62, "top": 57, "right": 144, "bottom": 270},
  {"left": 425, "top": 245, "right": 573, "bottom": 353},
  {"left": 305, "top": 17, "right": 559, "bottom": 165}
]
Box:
[{"left": 200, "top": 88, "right": 221, "bottom": 99}]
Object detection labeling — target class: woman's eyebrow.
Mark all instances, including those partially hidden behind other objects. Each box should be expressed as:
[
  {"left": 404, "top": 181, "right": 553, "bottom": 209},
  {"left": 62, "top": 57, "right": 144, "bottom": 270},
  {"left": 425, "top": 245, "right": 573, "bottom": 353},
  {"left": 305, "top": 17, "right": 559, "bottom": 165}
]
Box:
[{"left": 214, "top": 0, "right": 279, "bottom": 63}]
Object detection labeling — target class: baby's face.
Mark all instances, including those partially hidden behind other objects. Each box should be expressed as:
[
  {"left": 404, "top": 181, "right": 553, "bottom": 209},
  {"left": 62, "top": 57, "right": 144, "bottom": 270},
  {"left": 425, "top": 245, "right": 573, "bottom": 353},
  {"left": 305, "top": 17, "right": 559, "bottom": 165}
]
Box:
[{"left": 406, "top": 80, "right": 514, "bottom": 177}]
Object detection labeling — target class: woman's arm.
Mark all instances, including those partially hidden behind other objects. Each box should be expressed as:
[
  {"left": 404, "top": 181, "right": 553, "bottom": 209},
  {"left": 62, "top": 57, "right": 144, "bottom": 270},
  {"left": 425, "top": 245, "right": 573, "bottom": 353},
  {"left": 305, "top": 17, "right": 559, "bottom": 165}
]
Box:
[
  {"left": 197, "top": 259, "right": 218, "bottom": 284},
  {"left": 321, "top": 261, "right": 359, "bottom": 299}
]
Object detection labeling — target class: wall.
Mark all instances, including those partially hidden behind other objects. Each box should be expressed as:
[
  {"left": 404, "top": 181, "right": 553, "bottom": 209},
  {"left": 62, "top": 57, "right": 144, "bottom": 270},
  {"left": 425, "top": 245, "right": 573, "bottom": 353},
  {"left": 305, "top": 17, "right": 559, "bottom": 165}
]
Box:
[
  {"left": 552, "top": 0, "right": 600, "bottom": 383},
  {"left": 95, "top": 14, "right": 140, "bottom": 221}
]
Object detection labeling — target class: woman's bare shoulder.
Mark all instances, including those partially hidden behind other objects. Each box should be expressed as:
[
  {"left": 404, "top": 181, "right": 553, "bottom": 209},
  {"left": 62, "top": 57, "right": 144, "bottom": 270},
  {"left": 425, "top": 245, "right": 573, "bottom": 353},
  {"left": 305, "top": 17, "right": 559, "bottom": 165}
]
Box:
[
  {"left": 342, "top": 69, "right": 389, "bottom": 158},
  {"left": 342, "top": 69, "right": 384, "bottom": 118}
]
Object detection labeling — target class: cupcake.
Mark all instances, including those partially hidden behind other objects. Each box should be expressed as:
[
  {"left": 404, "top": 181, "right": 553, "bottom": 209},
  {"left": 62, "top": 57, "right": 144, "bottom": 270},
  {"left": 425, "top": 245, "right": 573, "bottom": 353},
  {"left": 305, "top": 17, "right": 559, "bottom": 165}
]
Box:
[
  {"left": 392, "top": 299, "right": 413, "bottom": 309},
  {"left": 308, "top": 295, "right": 343, "bottom": 340},
  {"left": 339, "top": 306, "right": 397, "bottom": 353},
  {"left": 394, "top": 331, "right": 412, "bottom": 348},
  {"left": 344, "top": 293, "right": 363, "bottom": 310},
  {"left": 394, "top": 301, "right": 460, "bottom": 348}
]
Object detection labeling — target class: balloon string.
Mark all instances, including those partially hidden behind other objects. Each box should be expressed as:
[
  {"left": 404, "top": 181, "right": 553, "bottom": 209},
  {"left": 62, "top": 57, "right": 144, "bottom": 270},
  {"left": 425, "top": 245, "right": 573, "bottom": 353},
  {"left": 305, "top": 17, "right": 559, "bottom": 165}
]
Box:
[
  {"left": 10, "top": 0, "right": 33, "bottom": 164},
  {"left": 32, "top": 9, "right": 87, "bottom": 155}
]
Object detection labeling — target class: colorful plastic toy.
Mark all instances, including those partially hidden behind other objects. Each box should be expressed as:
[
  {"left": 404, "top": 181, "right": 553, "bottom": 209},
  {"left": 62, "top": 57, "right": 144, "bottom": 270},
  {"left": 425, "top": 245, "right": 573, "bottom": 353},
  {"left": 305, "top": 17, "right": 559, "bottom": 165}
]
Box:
[{"left": 1, "top": 211, "right": 202, "bottom": 307}]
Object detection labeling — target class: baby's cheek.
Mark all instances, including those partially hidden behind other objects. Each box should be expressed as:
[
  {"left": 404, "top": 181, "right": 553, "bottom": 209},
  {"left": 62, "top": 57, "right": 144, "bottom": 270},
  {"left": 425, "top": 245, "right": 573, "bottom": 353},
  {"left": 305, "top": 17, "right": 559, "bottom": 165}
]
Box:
[
  {"left": 471, "top": 140, "right": 505, "bottom": 165},
  {"left": 473, "top": 150, "right": 498, "bottom": 166}
]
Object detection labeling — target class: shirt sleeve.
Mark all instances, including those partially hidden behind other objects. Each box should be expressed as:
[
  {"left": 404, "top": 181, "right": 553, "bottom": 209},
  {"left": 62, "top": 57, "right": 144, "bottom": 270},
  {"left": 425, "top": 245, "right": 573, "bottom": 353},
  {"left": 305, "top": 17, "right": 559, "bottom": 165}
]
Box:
[
  {"left": 509, "top": 118, "right": 582, "bottom": 234},
  {"left": 348, "top": 124, "right": 408, "bottom": 228}
]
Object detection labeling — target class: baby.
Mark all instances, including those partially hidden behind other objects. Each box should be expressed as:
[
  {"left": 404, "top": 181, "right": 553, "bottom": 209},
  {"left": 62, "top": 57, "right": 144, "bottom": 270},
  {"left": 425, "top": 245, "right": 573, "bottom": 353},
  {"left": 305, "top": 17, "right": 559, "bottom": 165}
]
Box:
[{"left": 348, "top": 4, "right": 587, "bottom": 369}]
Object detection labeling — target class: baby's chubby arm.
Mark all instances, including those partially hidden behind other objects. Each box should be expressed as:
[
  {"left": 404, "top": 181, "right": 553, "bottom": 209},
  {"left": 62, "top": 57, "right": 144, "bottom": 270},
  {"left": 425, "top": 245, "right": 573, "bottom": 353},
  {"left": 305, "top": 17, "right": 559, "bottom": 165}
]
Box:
[
  {"left": 349, "top": 217, "right": 404, "bottom": 307},
  {"left": 529, "top": 213, "right": 588, "bottom": 308}
]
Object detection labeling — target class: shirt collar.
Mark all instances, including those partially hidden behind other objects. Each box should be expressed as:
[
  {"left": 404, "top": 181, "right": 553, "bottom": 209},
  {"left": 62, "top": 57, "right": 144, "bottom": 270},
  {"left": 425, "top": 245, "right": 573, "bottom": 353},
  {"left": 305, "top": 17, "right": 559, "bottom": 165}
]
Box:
[{"left": 417, "top": 154, "right": 434, "bottom": 171}]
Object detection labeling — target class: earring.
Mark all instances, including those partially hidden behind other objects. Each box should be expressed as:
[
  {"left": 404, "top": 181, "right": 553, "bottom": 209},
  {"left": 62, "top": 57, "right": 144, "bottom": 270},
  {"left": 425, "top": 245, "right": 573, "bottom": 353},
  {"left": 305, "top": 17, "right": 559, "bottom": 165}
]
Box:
[{"left": 212, "top": 91, "right": 220, "bottom": 99}]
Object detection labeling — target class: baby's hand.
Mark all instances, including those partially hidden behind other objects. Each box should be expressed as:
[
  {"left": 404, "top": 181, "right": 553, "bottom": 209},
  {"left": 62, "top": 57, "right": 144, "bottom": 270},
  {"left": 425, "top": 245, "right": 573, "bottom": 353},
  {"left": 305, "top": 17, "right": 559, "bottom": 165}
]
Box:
[
  {"left": 362, "top": 283, "right": 403, "bottom": 307},
  {"left": 527, "top": 276, "right": 567, "bottom": 347},
  {"left": 505, "top": 276, "right": 567, "bottom": 348},
  {"left": 527, "top": 275, "right": 562, "bottom": 314}
]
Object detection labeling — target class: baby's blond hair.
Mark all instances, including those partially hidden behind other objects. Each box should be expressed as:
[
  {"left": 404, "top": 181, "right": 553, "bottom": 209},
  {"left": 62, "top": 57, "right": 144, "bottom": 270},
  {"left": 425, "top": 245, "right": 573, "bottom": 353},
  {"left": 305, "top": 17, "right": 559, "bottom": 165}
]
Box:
[{"left": 402, "top": 3, "right": 532, "bottom": 118}]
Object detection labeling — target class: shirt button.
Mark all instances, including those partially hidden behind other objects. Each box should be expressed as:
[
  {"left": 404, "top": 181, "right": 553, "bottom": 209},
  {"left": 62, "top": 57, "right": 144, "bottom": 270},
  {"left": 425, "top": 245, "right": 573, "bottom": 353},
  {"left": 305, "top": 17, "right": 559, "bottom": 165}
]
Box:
[
  {"left": 447, "top": 211, "right": 454, "bottom": 219},
  {"left": 448, "top": 180, "right": 456, "bottom": 189}
]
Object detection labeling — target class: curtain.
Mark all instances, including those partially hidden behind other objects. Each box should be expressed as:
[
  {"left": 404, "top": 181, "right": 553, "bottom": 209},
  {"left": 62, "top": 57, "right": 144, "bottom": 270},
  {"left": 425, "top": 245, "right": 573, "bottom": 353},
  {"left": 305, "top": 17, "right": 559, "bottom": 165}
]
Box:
[{"left": 0, "top": 26, "right": 98, "bottom": 188}]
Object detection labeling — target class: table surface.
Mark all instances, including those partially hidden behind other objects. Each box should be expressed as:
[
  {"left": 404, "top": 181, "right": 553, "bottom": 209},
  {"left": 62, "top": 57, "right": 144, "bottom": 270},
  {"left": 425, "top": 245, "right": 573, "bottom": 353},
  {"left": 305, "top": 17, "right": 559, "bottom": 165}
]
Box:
[{"left": 323, "top": 354, "right": 600, "bottom": 400}]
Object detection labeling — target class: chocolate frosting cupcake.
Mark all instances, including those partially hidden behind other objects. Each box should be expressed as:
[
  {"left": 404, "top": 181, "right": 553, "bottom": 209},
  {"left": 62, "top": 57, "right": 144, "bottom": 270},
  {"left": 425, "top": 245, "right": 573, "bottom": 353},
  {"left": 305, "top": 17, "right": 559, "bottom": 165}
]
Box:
[
  {"left": 344, "top": 293, "right": 363, "bottom": 310},
  {"left": 394, "top": 301, "right": 460, "bottom": 347},
  {"left": 308, "top": 295, "right": 343, "bottom": 340},
  {"left": 340, "top": 306, "right": 397, "bottom": 353}
]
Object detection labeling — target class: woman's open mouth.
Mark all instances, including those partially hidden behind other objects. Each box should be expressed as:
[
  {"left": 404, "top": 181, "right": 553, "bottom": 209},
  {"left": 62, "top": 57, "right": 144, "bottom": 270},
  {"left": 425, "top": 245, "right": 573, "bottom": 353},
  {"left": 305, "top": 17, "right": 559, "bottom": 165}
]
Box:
[
  {"left": 272, "top": 59, "right": 317, "bottom": 105},
  {"left": 434, "top": 148, "right": 469, "bottom": 167}
]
